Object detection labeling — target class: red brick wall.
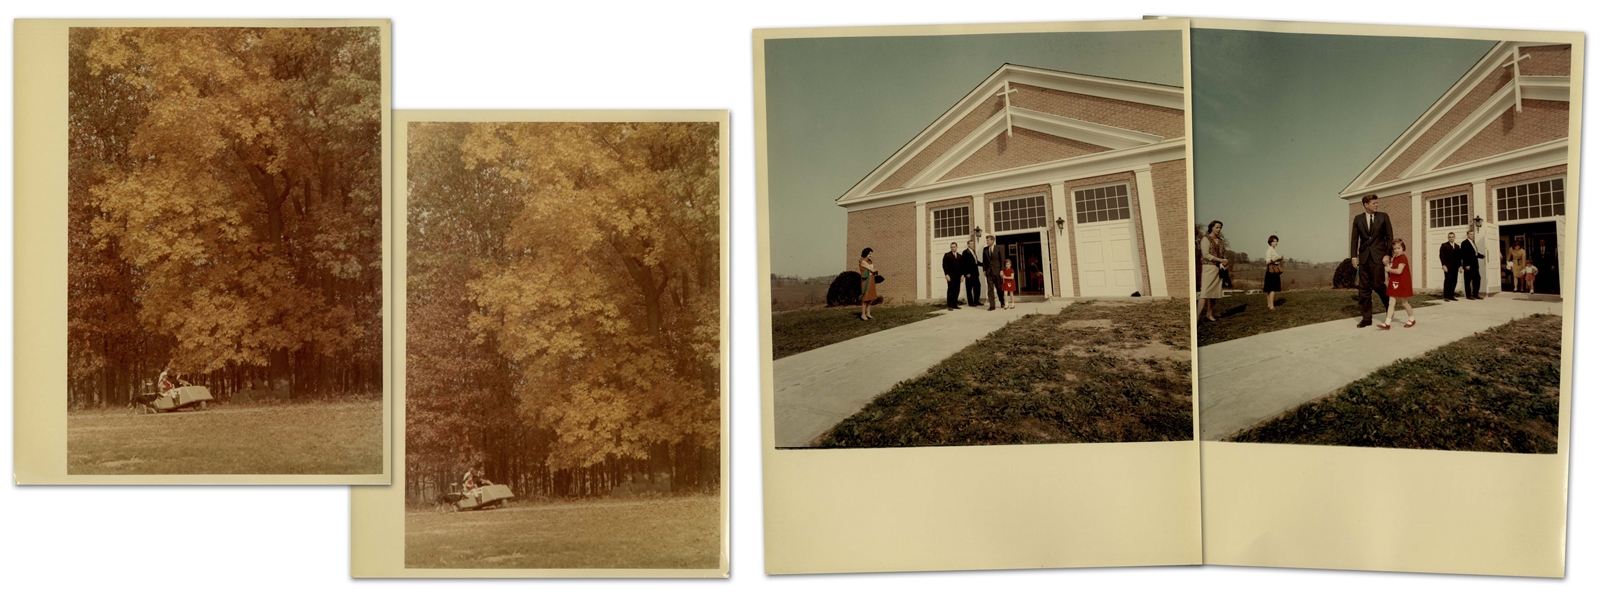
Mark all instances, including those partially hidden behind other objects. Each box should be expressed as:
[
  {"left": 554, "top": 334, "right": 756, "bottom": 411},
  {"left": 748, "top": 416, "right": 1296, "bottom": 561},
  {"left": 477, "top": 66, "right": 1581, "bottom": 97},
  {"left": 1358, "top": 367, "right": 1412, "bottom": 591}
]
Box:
[
  {"left": 1436, "top": 100, "right": 1568, "bottom": 169},
  {"left": 923, "top": 196, "right": 973, "bottom": 297},
  {"left": 873, "top": 97, "right": 1004, "bottom": 193},
  {"left": 1062, "top": 172, "right": 1138, "bottom": 297},
  {"left": 1519, "top": 44, "right": 1572, "bottom": 77},
  {"left": 941, "top": 126, "right": 1108, "bottom": 181},
  {"left": 1371, "top": 63, "right": 1514, "bottom": 186},
  {"left": 1150, "top": 159, "right": 1191, "bottom": 298},
  {"left": 986, "top": 184, "right": 1058, "bottom": 296},
  {"left": 846, "top": 201, "right": 917, "bottom": 302},
  {"left": 1013, "top": 83, "right": 1184, "bottom": 139}
]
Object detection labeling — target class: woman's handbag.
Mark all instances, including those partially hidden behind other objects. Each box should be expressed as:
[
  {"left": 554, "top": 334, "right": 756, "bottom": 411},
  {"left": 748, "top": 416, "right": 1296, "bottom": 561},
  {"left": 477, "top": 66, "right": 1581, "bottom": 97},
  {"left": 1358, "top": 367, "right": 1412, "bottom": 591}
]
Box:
[
  {"left": 1267, "top": 262, "right": 1284, "bottom": 274},
  {"left": 873, "top": 274, "right": 885, "bottom": 284}
]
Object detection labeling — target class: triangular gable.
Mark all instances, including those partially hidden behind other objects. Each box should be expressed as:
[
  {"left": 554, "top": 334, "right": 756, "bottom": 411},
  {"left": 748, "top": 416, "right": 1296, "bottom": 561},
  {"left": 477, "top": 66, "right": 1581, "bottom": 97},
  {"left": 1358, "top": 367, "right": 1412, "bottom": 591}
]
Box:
[
  {"left": 838, "top": 65, "right": 1183, "bottom": 204},
  {"left": 940, "top": 126, "right": 1111, "bottom": 182},
  {"left": 1341, "top": 42, "right": 1573, "bottom": 196}
]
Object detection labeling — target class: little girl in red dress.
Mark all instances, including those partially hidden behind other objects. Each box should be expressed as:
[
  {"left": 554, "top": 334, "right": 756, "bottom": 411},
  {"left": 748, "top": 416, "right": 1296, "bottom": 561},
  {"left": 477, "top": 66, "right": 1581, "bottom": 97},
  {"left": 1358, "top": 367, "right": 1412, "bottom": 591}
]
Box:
[
  {"left": 1380, "top": 238, "right": 1415, "bottom": 329},
  {"left": 1000, "top": 260, "right": 1017, "bottom": 309}
]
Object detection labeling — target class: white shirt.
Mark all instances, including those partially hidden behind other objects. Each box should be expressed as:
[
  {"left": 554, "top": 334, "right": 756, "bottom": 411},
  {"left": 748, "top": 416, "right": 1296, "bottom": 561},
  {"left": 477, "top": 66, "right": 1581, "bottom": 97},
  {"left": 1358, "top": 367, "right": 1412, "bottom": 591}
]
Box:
[{"left": 1265, "top": 245, "right": 1280, "bottom": 264}]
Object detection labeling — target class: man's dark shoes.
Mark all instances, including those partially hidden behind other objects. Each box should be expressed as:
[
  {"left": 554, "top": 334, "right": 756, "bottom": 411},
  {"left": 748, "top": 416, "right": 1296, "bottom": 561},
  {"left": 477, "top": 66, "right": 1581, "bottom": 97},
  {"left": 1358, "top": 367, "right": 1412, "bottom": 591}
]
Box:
[{"left": 1356, "top": 320, "right": 1372, "bottom": 328}]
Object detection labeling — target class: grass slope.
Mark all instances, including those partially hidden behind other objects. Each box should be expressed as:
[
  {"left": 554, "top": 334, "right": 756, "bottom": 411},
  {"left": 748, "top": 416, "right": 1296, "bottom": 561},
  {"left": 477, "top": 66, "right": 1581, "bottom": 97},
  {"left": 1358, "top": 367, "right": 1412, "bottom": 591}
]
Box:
[
  {"left": 67, "top": 399, "right": 383, "bottom": 474},
  {"left": 1198, "top": 289, "right": 1442, "bottom": 347},
  {"left": 405, "top": 495, "right": 722, "bottom": 569},
  {"left": 1229, "top": 314, "right": 1561, "bottom": 453},
  {"left": 771, "top": 304, "right": 943, "bottom": 360},
  {"left": 817, "top": 299, "right": 1193, "bottom": 448}
]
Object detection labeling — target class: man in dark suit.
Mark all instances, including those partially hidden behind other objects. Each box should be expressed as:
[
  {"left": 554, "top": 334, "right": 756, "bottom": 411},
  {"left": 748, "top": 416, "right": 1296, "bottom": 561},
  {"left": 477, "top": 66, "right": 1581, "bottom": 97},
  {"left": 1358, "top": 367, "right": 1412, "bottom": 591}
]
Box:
[
  {"left": 1350, "top": 194, "right": 1393, "bottom": 327},
  {"left": 980, "top": 234, "right": 1005, "bottom": 311},
  {"left": 1459, "top": 229, "right": 1485, "bottom": 299},
  {"left": 1438, "top": 231, "right": 1461, "bottom": 301},
  {"left": 961, "top": 240, "right": 982, "bottom": 307},
  {"left": 943, "top": 242, "right": 961, "bottom": 310}
]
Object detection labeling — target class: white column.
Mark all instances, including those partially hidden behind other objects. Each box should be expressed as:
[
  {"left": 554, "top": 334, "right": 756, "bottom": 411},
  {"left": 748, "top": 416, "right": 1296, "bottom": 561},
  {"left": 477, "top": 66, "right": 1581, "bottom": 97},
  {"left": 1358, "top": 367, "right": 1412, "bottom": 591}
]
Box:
[
  {"left": 1134, "top": 166, "right": 1169, "bottom": 297},
  {"left": 971, "top": 193, "right": 987, "bottom": 240},
  {"left": 1470, "top": 178, "right": 1494, "bottom": 294},
  {"left": 1048, "top": 180, "right": 1076, "bottom": 298},
  {"left": 914, "top": 202, "right": 927, "bottom": 301},
  {"left": 1410, "top": 191, "right": 1423, "bottom": 289}
]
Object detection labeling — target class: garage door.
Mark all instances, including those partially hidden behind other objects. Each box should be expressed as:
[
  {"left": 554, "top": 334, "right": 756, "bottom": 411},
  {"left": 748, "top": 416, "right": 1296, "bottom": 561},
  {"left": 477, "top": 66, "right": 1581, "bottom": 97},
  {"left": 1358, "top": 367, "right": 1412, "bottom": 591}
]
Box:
[{"left": 1071, "top": 183, "right": 1140, "bottom": 297}]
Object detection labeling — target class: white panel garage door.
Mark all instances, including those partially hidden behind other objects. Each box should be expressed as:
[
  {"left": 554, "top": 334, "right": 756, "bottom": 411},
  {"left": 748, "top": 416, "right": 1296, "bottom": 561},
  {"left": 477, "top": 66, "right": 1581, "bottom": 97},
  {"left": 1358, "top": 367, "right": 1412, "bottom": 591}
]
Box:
[
  {"left": 1075, "top": 220, "right": 1140, "bottom": 297},
  {"left": 929, "top": 237, "right": 970, "bottom": 300}
]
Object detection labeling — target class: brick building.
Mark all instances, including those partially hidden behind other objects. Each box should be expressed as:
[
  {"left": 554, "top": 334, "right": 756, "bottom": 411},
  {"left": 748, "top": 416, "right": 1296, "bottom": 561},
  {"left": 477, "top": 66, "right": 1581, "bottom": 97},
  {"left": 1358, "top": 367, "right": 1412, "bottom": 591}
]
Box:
[
  {"left": 837, "top": 64, "right": 1189, "bottom": 302},
  {"left": 1339, "top": 42, "right": 1572, "bottom": 295}
]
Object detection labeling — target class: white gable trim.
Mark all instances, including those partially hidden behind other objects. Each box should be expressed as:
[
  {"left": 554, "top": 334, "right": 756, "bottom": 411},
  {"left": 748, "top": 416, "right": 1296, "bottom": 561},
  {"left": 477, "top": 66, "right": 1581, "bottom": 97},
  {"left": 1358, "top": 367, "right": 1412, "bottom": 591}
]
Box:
[
  {"left": 1341, "top": 42, "right": 1518, "bottom": 196},
  {"left": 905, "top": 107, "right": 1162, "bottom": 190},
  {"left": 841, "top": 139, "right": 1185, "bottom": 212},
  {"left": 1400, "top": 84, "right": 1515, "bottom": 178},
  {"left": 838, "top": 64, "right": 1183, "bottom": 203},
  {"left": 1521, "top": 75, "right": 1572, "bottom": 102}
]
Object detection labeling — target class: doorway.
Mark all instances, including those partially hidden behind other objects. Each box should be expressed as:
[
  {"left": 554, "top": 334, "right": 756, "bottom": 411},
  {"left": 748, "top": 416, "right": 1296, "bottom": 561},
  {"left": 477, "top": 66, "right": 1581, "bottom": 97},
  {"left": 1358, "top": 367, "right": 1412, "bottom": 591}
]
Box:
[
  {"left": 997, "top": 232, "right": 1045, "bottom": 295},
  {"left": 1500, "top": 221, "right": 1560, "bottom": 294}
]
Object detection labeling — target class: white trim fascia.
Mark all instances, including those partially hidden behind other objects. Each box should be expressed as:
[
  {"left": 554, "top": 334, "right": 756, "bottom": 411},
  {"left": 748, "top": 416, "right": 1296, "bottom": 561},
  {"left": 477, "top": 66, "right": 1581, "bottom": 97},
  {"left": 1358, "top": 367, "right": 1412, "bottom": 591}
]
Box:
[
  {"left": 908, "top": 111, "right": 1011, "bottom": 189},
  {"left": 906, "top": 108, "right": 1162, "bottom": 190},
  {"left": 1520, "top": 76, "right": 1572, "bottom": 102},
  {"left": 1400, "top": 84, "right": 1515, "bottom": 179},
  {"left": 1337, "top": 138, "right": 1568, "bottom": 201},
  {"left": 1132, "top": 167, "right": 1169, "bottom": 297},
  {"left": 842, "top": 139, "right": 1186, "bottom": 212},
  {"left": 837, "top": 64, "right": 1183, "bottom": 203},
  {"left": 1341, "top": 41, "right": 1518, "bottom": 196}
]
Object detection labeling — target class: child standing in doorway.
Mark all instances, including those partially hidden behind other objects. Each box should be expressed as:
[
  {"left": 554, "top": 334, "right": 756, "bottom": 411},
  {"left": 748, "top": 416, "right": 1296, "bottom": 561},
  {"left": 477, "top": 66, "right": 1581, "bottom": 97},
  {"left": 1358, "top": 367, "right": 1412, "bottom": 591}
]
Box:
[
  {"left": 1522, "top": 259, "right": 1538, "bottom": 295},
  {"left": 1380, "top": 238, "right": 1415, "bottom": 329},
  {"left": 1000, "top": 259, "right": 1017, "bottom": 309}
]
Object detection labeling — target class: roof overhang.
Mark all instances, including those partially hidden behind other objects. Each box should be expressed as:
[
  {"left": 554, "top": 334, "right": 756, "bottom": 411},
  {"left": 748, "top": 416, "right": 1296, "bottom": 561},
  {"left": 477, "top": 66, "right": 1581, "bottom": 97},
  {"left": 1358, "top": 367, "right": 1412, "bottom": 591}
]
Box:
[
  {"left": 836, "top": 64, "right": 1183, "bottom": 204},
  {"left": 1336, "top": 138, "right": 1567, "bottom": 201}
]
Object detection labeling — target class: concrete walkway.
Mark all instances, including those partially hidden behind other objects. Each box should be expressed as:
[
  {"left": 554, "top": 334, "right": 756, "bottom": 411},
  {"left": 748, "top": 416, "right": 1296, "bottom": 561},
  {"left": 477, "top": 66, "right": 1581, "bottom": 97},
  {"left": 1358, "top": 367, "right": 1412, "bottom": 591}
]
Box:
[
  {"left": 1198, "top": 293, "right": 1563, "bottom": 441},
  {"left": 772, "top": 299, "right": 1077, "bottom": 448}
]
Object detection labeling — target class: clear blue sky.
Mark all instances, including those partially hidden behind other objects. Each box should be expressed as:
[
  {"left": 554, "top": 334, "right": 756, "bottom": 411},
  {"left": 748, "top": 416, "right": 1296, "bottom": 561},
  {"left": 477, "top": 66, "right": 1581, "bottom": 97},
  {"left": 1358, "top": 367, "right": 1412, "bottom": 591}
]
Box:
[
  {"left": 764, "top": 30, "right": 1183, "bottom": 278},
  {"left": 1191, "top": 29, "right": 1495, "bottom": 263}
]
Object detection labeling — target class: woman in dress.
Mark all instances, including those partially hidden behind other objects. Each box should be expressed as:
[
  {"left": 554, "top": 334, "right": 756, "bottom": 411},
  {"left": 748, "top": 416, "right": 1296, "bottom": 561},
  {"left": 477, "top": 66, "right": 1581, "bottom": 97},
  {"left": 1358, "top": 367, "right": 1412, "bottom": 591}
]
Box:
[
  {"left": 1380, "top": 238, "right": 1415, "bottom": 329},
  {"left": 858, "top": 247, "right": 878, "bottom": 321},
  {"left": 1263, "top": 234, "right": 1283, "bottom": 310},
  {"left": 1509, "top": 240, "right": 1528, "bottom": 292},
  {"left": 1198, "top": 221, "right": 1228, "bottom": 322}
]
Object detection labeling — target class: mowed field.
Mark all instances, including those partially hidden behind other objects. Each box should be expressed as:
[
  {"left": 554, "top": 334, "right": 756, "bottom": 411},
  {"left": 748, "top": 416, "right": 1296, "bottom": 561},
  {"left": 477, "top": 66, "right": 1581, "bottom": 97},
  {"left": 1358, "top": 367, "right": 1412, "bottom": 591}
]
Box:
[
  {"left": 67, "top": 399, "right": 383, "bottom": 475},
  {"left": 770, "top": 281, "right": 831, "bottom": 311},
  {"left": 406, "top": 495, "right": 722, "bottom": 569}
]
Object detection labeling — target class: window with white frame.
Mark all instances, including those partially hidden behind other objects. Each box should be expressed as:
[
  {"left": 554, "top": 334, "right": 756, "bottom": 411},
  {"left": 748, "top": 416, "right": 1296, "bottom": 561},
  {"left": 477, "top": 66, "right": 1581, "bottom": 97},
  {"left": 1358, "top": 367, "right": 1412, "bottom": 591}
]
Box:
[
  {"left": 1071, "top": 184, "right": 1132, "bottom": 224},
  {"left": 932, "top": 205, "right": 971, "bottom": 238},
  {"left": 991, "top": 195, "right": 1047, "bottom": 232},
  {"left": 1428, "top": 193, "right": 1470, "bottom": 228},
  {"left": 1496, "top": 178, "right": 1565, "bottom": 222}
]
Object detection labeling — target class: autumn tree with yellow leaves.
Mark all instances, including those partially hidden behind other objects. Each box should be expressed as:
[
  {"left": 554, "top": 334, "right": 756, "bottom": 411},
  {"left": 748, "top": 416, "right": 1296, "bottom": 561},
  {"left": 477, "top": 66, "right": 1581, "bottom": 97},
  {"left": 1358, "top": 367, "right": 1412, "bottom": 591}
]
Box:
[
  {"left": 68, "top": 27, "right": 383, "bottom": 406},
  {"left": 405, "top": 121, "right": 721, "bottom": 500}
]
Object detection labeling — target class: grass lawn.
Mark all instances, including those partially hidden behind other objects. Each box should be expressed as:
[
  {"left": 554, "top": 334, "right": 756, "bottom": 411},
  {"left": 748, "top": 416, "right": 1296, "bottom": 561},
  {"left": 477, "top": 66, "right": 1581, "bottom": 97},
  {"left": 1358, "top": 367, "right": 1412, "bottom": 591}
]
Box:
[
  {"left": 771, "top": 303, "right": 943, "bottom": 360},
  {"left": 1197, "top": 288, "right": 1443, "bottom": 347},
  {"left": 1228, "top": 314, "right": 1561, "bottom": 453},
  {"left": 406, "top": 495, "right": 722, "bottom": 569},
  {"left": 816, "top": 299, "right": 1193, "bottom": 448},
  {"left": 67, "top": 398, "right": 383, "bottom": 474}
]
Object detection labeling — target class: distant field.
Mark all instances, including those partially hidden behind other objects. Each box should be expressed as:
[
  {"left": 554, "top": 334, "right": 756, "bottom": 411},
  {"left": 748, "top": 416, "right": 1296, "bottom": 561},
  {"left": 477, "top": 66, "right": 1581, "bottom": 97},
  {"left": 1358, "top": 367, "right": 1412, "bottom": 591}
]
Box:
[
  {"left": 67, "top": 398, "right": 383, "bottom": 475},
  {"left": 1226, "top": 265, "right": 1340, "bottom": 292},
  {"left": 771, "top": 281, "right": 831, "bottom": 311},
  {"left": 406, "top": 495, "right": 722, "bottom": 569}
]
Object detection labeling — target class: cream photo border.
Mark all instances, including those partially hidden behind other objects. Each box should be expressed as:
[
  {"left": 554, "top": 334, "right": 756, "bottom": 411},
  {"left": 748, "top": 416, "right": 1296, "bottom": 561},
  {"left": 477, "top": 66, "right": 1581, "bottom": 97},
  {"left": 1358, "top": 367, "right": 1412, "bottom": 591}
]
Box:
[
  {"left": 1187, "top": 17, "right": 1580, "bottom": 578},
  {"left": 754, "top": 19, "right": 1203, "bottom": 574},
  {"left": 13, "top": 18, "right": 393, "bottom": 485},
  {"left": 348, "top": 109, "right": 731, "bottom": 579}
]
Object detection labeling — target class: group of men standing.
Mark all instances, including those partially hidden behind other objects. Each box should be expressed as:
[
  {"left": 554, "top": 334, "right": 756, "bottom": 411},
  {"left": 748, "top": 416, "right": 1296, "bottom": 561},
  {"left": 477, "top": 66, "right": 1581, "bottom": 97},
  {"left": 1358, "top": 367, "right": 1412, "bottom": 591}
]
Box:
[
  {"left": 940, "top": 235, "right": 1008, "bottom": 311},
  {"left": 1438, "top": 229, "right": 1488, "bottom": 301}
]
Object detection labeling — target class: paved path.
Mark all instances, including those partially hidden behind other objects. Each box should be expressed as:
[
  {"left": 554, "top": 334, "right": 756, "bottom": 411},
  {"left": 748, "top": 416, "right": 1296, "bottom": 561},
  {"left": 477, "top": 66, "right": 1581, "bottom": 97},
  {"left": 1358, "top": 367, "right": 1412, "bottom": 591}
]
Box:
[
  {"left": 772, "top": 299, "right": 1078, "bottom": 448},
  {"left": 1198, "top": 293, "right": 1563, "bottom": 440}
]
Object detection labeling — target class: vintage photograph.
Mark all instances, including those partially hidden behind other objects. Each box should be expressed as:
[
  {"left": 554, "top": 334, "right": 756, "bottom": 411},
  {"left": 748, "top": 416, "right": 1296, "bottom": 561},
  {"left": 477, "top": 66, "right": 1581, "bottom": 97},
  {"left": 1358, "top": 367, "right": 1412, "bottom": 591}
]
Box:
[
  {"left": 1193, "top": 30, "right": 1573, "bottom": 452},
  {"left": 400, "top": 120, "right": 723, "bottom": 570},
  {"left": 764, "top": 30, "right": 1194, "bottom": 449},
  {"left": 65, "top": 26, "right": 385, "bottom": 475}
]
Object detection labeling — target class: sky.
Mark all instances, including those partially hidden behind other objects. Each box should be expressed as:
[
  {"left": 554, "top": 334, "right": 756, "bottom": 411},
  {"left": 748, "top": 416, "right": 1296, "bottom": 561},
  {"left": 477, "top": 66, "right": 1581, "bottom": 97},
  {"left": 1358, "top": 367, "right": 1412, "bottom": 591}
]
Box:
[
  {"left": 763, "top": 30, "right": 1183, "bottom": 278},
  {"left": 1191, "top": 30, "right": 1495, "bottom": 263}
]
